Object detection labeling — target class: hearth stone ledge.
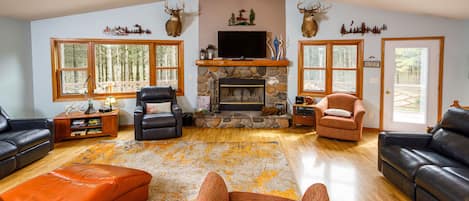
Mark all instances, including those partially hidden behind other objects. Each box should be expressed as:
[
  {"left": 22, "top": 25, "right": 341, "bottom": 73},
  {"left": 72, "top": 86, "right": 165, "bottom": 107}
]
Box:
[{"left": 194, "top": 113, "right": 290, "bottom": 128}]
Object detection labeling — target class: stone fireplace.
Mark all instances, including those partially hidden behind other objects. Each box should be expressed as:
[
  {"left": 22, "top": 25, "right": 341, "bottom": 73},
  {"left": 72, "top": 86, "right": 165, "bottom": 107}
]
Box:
[
  {"left": 195, "top": 64, "right": 290, "bottom": 128},
  {"left": 198, "top": 66, "right": 288, "bottom": 108}
]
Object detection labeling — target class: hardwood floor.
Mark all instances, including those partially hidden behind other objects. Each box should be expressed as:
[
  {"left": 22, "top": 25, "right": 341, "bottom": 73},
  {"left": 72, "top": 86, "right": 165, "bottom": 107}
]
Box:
[{"left": 0, "top": 127, "right": 408, "bottom": 201}]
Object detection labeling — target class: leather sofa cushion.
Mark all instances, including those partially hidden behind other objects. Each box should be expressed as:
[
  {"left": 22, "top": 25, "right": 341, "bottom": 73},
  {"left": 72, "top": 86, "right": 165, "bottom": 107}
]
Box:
[
  {"left": 440, "top": 107, "right": 469, "bottom": 136},
  {"left": 0, "top": 141, "right": 17, "bottom": 160},
  {"left": 381, "top": 146, "right": 432, "bottom": 179},
  {"left": 0, "top": 164, "right": 152, "bottom": 201},
  {"left": 415, "top": 165, "right": 469, "bottom": 201},
  {"left": 319, "top": 116, "right": 357, "bottom": 130},
  {"left": 430, "top": 128, "right": 469, "bottom": 166},
  {"left": 0, "top": 129, "right": 50, "bottom": 152},
  {"left": 411, "top": 149, "right": 464, "bottom": 168},
  {"left": 142, "top": 113, "right": 176, "bottom": 129},
  {"left": 0, "top": 113, "right": 8, "bottom": 133}
]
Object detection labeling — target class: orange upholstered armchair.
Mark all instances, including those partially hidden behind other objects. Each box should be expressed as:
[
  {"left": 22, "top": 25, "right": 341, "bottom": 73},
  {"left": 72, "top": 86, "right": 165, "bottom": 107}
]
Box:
[
  {"left": 313, "top": 93, "right": 366, "bottom": 141},
  {"left": 197, "top": 172, "right": 329, "bottom": 201}
]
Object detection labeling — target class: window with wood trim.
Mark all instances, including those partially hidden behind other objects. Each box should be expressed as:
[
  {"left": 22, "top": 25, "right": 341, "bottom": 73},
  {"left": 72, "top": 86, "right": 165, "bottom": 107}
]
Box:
[
  {"left": 298, "top": 40, "right": 363, "bottom": 98},
  {"left": 51, "top": 39, "right": 184, "bottom": 101}
]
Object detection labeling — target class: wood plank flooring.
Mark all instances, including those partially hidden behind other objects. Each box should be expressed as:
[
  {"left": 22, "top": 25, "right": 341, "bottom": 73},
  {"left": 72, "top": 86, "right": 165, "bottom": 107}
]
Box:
[{"left": 0, "top": 127, "right": 408, "bottom": 201}]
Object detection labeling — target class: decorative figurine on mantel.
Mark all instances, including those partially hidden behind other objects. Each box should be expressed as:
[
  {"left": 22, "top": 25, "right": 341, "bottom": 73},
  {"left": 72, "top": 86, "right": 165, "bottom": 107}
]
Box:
[
  {"left": 267, "top": 35, "right": 285, "bottom": 60},
  {"left": 228, "top": 8, "right": 255, "bottom": 26}
]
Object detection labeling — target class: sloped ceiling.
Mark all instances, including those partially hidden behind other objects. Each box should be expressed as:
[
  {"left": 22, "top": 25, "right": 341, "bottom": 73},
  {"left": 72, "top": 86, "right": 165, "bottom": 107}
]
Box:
[{"left": 0, "top": 0, "right": 468, "bottom": 20}]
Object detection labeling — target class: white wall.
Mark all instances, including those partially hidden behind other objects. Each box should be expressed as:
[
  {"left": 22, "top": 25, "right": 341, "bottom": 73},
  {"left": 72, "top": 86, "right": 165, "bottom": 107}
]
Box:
[
  {"left": 0, "top": 17, "right": 34, "bottom": 116},
  {"left": 464, "top": 21, "right": 469, "bottom": 104},
  {"left": 30, "top": 1, "right": 199, "bottom": 124},
  {"left": 286, "top": 2, "right": 469, "bottom": 128}
]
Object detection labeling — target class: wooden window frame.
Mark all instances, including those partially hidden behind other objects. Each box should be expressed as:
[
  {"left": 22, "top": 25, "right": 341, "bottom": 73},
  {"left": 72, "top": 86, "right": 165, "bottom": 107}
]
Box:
[
  {"left": 298, "top": 39, "right": 363, "bottom": 99},
  {"left": 51, "top": 38, "right": 184, "bottom": 102}
]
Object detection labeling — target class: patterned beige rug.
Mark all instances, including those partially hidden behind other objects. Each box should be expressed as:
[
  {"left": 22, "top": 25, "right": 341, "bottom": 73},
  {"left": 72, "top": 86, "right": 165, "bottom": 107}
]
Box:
[{"left": 65, "top": 140, "right": 299, "bottom": 201}]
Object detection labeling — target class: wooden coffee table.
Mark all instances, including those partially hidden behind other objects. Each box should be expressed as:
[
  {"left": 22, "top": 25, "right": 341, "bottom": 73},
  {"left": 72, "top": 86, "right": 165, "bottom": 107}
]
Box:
[{"left": 53, "top": 110, "right": 119, "bottom": 142}]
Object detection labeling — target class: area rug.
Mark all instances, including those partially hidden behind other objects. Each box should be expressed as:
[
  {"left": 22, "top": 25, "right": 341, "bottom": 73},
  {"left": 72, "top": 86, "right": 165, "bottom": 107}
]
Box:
[{"left": 64, "top": 140, "right": 299, "bottom": 201}]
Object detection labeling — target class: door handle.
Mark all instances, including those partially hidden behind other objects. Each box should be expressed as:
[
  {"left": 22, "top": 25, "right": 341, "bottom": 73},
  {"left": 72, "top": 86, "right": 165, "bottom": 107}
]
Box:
[{"left": 385, "top": 90, "right": 391, "bottom": 95}]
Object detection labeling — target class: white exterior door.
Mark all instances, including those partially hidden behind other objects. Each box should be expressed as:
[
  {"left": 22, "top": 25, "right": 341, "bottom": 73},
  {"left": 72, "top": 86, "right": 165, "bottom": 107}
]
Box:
[{"left": 382, "top": 39, "right": 441, "bottom": 132}]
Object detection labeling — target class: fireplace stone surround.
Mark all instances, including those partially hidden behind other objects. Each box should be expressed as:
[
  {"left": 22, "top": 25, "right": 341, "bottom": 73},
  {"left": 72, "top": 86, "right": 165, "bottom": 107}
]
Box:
[{"left": 196, "top": 65, "right": 290, "bottom": 128}]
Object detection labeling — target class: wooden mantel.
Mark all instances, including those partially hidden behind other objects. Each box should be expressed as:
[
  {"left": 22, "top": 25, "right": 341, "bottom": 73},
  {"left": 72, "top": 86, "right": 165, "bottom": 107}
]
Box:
[{"left": 196, "top": 59, "right": 289, "bottom": 67}]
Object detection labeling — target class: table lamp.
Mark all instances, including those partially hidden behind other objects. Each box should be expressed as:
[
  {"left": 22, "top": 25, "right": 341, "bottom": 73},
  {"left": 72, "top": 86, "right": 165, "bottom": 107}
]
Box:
[{"left": 105, "top": 96, "right": 117, "bottom": 111}]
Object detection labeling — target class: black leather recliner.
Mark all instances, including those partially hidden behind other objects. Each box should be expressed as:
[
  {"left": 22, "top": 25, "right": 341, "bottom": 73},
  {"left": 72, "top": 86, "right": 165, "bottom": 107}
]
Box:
[
  {"left": 134, "top": 86, "right": 182, "bottom": 140},
  {"left": 378, "top": 107, "right": 469, "bottom": 201},
  {"left": 0, "top": 106, "right": 54, "bottom": 179}
]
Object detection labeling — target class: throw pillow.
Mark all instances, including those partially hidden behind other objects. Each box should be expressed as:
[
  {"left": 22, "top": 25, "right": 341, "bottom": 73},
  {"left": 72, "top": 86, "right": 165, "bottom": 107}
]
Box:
[
  {"left": 146, "top": 102, "right": 171, "bottom": 114},
  {"left": 324, "top": 108, "right": 352, "bottom": 118}
]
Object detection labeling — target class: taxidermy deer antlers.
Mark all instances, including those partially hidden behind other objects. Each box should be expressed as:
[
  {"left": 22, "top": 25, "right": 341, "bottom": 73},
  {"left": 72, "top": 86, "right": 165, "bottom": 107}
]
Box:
[
  {"left": 297, "top": 0, "right": 330, "bottom": 37},
  {"left": 164, "top": 0, "right": 184, "bottom": 37}
]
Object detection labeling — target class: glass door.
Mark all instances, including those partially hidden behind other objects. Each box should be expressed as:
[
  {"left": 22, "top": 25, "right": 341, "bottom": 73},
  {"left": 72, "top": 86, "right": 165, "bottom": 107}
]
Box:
[{"left": 382, "top": 39, "right": 441, "bottom": 132}]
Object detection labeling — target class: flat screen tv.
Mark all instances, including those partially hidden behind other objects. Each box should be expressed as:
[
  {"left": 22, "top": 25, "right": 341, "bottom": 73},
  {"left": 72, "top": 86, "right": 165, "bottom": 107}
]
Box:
[{"left": 218, "top": 31, "right": 266, "bottom": 59}]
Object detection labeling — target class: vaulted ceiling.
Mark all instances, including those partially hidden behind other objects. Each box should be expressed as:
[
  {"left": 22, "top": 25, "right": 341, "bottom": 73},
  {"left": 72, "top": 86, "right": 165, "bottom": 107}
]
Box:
[{"left": 0, "top": 0, "right": 468, "bottom": 20}]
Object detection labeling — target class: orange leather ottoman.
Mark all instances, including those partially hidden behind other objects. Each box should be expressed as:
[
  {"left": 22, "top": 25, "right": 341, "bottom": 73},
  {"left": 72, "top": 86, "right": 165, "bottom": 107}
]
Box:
[{"left": 0, "top": 164, "right": 152, "bottom": 201}]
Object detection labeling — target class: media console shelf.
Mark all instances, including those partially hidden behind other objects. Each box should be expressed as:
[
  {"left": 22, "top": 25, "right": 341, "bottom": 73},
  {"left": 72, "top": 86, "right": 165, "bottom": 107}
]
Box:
[
  {"left": 53, "top": 110, "right": 119, "bottom": 142},
  {"left": 196, "top": 59, "right": 289, "bottom": 67}
]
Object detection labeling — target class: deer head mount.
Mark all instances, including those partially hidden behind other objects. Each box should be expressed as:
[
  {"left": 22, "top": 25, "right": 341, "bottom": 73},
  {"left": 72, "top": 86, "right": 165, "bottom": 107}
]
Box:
[
  {"left": 297, "top": 0, "right": 330, "bottom": 38},
  {"left": 164, "top": 0, "right": 184, "bottom": 37}
]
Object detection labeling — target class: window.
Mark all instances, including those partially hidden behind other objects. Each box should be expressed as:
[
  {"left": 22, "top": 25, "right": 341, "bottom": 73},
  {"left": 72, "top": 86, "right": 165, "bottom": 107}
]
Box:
[
  {"left": 51, "top": 39, "right": 184, "bottom": 101},
  {"left": 298, "top": 40, "right": 363, "bottom": 98}
]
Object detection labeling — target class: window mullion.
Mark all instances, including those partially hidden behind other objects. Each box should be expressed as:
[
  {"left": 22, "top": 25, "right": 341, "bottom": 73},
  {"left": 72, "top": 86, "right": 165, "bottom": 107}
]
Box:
[
  {"left": 88, "top": 42, "right": 95, "bottom": 97},
  {"left": 150, "top": 43, "right": 156, "bottom": 86},
  {"left": 326, "top": 43, "right": 333, "bottom": 94}
]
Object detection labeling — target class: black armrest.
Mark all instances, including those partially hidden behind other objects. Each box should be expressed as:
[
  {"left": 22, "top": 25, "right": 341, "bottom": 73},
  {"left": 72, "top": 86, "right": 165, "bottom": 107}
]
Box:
[
  {"left": 172, "top": 104, "right": 182, "bottom": 117},
  {"left": 135, "top": 105, "right": 144, "bottom": 114},
  {"left": 134, "top": 106, "right": 144, "bottom": 140},
  {"left": 377, "top": 131, "right": 432, "bottom": 171},
  {"left": 172, "top": 104, "right": 183, "bottom": 137},
  {"left": 379, "top": 131, "right": 433, "bottom": 148},
  {"left": 8, "top": 118, "right": 54, "bottom": 150}
]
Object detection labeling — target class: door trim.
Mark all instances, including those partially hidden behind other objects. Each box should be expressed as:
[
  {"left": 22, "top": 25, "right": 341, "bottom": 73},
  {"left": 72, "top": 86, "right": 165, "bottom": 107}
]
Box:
[{"left": 379, "top": 36, "right": 445, "bottom": 131}]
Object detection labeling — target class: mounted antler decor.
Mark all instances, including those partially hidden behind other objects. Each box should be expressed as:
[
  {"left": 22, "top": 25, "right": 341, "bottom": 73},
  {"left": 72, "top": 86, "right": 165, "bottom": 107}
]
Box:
[
  {"left": 297, "top": 0, "right": 330, "bottom": 38},
  {"left": 164, "top": 0, "right": 184, "bottom": 37}
]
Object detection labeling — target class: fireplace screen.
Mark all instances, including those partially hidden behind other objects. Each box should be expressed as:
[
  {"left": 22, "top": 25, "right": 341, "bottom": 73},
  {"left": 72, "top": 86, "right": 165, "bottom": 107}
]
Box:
[{"left": 219, "top": 78, "right": 265, "bottom": 111}]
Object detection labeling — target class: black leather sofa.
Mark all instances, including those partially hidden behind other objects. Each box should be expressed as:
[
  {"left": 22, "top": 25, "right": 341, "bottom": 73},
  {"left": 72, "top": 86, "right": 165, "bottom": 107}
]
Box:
[
  {"left": 0, "top": 107, "right": 54, "bottom": 179},
  {"left": 378, "top": 107, "right": 469, "bottom": 201},
  {"left": 134, "top": 86, "right": 182, "bottom": 140}
]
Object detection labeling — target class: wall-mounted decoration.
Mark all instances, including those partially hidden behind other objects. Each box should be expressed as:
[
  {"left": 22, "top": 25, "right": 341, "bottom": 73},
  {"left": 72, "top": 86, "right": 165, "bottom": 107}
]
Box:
[
  {"left": 340, "top": 21, "right": 387, "bottom": 35},
  {"left": 297, "top": 0, "right": 331, "bottom": 38},
  {"left": 228, "top": 9, "right": 255, "bottom": 26},
  {"left": 267, "top": 36, "right": 285, "bottom": 60},
  {"left": 364, "top": 56, "right": 381, "bottom": 68},
  {"left": 103, "top": 24, "right": 151, "bottom": 36},
  {"left": 164, "top": 0, "right": 184, "bottom": 37}
]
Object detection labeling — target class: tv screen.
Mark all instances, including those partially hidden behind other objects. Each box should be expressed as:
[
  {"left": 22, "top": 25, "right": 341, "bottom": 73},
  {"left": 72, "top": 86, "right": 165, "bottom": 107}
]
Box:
[{"left": 218, "top": 31, "right": 266, "bottom": 58}]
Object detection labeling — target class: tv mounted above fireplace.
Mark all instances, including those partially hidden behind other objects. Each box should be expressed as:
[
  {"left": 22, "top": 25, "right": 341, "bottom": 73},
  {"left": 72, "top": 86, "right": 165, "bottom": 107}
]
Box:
[{"left": 218, "top": 31, "right": 267, "bottom": 59}]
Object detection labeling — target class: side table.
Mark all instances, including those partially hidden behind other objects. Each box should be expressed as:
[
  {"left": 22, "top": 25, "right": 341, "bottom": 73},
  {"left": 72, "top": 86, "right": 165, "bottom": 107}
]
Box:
[{"left": 292, "top": 104, "right": 315, "bottom": 128}]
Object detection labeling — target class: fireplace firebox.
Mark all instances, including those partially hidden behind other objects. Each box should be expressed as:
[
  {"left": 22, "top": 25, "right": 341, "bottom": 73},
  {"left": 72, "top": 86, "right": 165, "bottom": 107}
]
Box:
[{"left": 218, "top": 78, "right": 265, "bottom": 111}]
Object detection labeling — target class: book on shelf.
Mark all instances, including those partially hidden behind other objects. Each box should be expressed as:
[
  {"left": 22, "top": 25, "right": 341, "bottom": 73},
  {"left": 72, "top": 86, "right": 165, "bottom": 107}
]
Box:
[
  {"left": 87, "top": 128, "right": 102, "bottom": 135},
  {"left": 72, "top": 119, "right": 86, "bottom": 125},
  {"left": 87, "top": 118, "right": 101, "bottom": 126},
  {"left": 71, "top": 130, "right": 86, "bottom": 136}
]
